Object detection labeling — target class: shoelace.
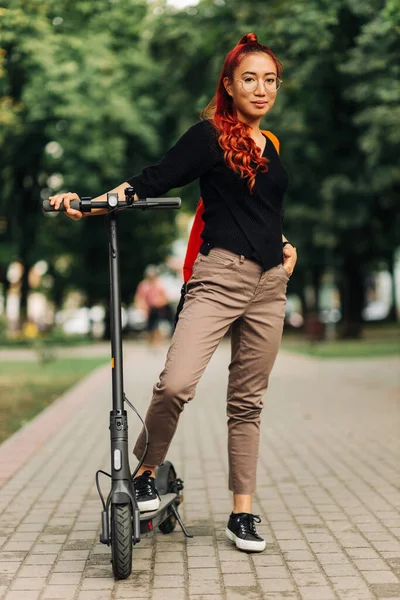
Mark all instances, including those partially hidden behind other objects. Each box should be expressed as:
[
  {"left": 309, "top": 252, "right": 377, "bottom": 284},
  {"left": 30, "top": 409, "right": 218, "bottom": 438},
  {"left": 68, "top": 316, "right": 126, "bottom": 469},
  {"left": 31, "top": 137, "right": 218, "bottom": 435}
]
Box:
[
  {"left": 235, "top": 513, "right": 262, "bottom": 536},
  {"left": 134, "top": 470, "right": 160, "bottom": 499}
]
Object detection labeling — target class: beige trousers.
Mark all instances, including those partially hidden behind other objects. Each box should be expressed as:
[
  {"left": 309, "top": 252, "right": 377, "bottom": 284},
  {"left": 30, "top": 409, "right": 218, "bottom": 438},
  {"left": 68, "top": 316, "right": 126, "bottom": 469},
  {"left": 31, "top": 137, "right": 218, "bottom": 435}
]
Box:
[{"left": 133, "top": 247, "right": 289, "bottom": 494}]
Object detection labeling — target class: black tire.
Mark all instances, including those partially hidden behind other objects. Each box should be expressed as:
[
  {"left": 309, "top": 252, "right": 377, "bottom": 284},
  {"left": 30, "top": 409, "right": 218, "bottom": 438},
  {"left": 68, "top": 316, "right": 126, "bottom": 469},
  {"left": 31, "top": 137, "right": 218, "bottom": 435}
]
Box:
[
  {"left": 159, "top": 513, "right": 177, "bottom": 534},
  {"left": 155, "top": 460, "right": 176, "bottom": 495},
  {"left": 111, "top": 503, "right": 133, "bottom": 579}
]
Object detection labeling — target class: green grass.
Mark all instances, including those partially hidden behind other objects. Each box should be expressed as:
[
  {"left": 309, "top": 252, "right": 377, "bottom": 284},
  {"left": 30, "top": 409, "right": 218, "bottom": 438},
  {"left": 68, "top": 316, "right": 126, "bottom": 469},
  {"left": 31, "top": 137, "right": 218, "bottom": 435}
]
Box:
[
  {"left": 362, "top": 322, "right": 400, "bottom": 339},
  {"left": 281, "top": 338, "right": 400, "bottom": 358},
  {"left": 0, "top": 333, "right": 98, "bottom": 348},
  {"left": 0, "top": 357, "right": 107, "bottom": 443}
]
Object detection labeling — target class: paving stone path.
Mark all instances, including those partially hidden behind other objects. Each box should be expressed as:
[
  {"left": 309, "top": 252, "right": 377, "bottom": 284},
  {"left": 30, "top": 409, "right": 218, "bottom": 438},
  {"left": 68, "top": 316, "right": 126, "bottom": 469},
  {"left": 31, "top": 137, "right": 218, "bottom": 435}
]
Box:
[{"left": 0, "top": 341, "right": 399, "bottom": 600}]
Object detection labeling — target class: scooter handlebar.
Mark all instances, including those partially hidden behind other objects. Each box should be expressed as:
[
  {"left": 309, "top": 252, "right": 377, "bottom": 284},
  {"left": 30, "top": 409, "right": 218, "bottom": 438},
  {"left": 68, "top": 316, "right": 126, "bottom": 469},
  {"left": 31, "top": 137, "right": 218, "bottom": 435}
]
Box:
[{"left": 42, "top": 197, "right": 181, "bottom": 212}]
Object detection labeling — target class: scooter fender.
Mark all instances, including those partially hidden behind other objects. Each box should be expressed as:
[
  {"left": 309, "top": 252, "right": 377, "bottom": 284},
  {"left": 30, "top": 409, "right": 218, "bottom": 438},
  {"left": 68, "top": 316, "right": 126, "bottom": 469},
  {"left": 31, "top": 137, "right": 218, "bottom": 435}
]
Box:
[
  {"left": 111, "top": 492, "right": 132, "bottom": 504},
  {"left": 108, "top": 479, "right": 137, "bottom": 509}
]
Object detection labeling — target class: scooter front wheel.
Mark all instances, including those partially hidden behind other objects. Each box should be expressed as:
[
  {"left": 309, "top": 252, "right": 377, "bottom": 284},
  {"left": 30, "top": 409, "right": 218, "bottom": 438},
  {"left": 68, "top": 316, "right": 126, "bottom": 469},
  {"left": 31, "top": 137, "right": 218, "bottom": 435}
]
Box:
[{"left": 111, "top": 503, "right": 133, "bottom": 579}]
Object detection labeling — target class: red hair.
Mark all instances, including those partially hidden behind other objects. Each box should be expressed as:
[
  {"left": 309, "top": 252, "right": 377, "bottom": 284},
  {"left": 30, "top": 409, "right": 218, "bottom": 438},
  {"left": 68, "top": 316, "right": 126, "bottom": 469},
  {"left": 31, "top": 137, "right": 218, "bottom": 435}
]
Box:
[{"left": 201, "top": 32, "right": 283, "bottom": 193}]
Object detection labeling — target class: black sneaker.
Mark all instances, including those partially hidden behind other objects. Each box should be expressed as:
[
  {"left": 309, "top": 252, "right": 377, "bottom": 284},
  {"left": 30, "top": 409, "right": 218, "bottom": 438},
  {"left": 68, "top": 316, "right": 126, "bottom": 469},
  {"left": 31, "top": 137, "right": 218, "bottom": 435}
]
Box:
[
  {"left": 225, "top": 512, "right": 266, "bottom": 552},
  {"left": 133, "top": 470, "right": 160, "bottom": 512}
]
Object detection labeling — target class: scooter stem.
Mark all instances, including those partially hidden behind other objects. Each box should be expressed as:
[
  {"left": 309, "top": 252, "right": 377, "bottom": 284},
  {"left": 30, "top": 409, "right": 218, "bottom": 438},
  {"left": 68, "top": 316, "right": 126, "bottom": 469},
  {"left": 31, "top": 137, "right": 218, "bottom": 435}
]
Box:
[
  {"left": 109, "top": 211, "right": 124, "bottom": 411},
  {"left": 107, "top": 211, "right": 137, "bottom": 502},
  {"left": 98, "top": 210, "right": 140, "bottom": 547}
]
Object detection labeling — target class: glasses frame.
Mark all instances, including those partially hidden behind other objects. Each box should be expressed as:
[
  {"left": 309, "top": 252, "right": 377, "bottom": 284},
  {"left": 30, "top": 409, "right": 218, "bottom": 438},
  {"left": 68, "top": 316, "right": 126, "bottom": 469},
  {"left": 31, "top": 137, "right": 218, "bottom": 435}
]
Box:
[{"left": 232, "top": 76, "right": 282, "bottom": 94}]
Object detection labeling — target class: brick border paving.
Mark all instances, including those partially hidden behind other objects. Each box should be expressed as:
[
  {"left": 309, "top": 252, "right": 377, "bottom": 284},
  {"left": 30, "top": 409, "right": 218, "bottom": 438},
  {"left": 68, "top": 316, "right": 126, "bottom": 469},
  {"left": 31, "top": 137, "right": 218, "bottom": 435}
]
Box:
[
  {"left": 0, "top": 365, "right": 110, "bottom": 486},
  {"left": 0, "top": 344, "right": 399, "bottom": 600}
]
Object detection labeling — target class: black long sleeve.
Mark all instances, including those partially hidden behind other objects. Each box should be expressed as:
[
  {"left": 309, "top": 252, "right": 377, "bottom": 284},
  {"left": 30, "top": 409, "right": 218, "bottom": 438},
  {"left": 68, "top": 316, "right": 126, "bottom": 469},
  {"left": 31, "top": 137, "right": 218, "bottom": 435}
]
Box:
[
  {"left": 126, "top": 119, "right": 289, "bottom": 272},
  {"left": 127, "top": 121, "right": 219, "bottom": 199}
]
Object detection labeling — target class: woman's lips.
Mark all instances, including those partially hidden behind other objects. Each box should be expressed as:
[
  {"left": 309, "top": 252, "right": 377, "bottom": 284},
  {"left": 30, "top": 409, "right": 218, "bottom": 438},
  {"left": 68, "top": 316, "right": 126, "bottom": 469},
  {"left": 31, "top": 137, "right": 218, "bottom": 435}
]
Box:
[{"left": 252, "top": 101, "right": 267, "bottom": 106}]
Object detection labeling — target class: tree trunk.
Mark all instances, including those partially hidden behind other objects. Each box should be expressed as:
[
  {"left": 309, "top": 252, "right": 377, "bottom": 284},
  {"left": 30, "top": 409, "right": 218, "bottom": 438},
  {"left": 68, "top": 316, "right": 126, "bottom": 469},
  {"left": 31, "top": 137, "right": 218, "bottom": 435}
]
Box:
[
  {"left": 19, "top": 262, "right": 30, "bottom": 326},
  {"left": 338, "top": 254, "right": 365, "bottom": 339},
  {"left": 298, "top": 288, "right": 308, "bottom": 322},
  {"left": 0, "top": 272, "right": 10, "bottom": 334},
  {"left": 14, "top": 154, "right": 43, "bottom": 330},
  {"left": 312, "top": 265, "right": 323, "bottom": 312},
  {"left": 387, "top": 252, "right": 398, "bottom": 322}
]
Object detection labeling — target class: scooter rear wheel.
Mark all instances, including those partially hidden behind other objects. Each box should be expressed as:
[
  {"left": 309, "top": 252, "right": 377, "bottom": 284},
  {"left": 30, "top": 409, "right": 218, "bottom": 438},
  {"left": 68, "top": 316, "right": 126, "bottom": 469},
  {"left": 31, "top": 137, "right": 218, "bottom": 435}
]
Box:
[
  {"left": 159, "top": 513, "right": 177, "bottom": 534},
  {"left": 111, "top": 503, "right": 132, "bottom": 579}
]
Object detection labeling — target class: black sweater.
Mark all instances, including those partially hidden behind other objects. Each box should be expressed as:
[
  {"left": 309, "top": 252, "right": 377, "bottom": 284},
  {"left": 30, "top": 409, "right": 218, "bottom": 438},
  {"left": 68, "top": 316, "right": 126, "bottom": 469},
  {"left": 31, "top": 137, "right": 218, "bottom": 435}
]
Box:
[{"left": 127, "top": 119, "right": 289, "bottom": 272}]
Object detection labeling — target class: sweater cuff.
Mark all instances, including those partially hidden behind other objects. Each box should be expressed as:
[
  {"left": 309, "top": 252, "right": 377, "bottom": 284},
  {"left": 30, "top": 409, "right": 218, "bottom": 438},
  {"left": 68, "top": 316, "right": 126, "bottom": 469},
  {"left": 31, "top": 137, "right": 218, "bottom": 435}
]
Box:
[{"left": 125, "top": 176, "right": 149, "bottom": 200}]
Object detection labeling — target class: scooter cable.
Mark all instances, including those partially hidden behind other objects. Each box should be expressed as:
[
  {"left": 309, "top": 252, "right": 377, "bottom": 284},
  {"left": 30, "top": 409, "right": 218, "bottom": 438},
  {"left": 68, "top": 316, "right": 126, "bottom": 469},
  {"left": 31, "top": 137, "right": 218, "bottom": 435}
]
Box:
[
  {"left": 95, "top": 470, "right": 111, "bottom": 511},
  {"left": 123, "top": 393, "right": 150, "bottom": 479}
]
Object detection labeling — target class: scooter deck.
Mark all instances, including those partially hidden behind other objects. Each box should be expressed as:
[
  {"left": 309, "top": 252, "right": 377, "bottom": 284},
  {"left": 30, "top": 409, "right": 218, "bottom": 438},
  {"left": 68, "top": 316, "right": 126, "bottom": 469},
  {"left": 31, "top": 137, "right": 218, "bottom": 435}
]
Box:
[{"left": 139, "top": 493, "right": 177, "bottom": 521}]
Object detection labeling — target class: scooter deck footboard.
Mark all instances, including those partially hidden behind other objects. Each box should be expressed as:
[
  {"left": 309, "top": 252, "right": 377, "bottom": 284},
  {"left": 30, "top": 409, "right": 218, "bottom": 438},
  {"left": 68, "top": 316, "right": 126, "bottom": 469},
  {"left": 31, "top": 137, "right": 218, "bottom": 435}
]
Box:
[
  {"left": 139, "top": 492, "right": 177, "bottom": 520},
  {"left": 139, "top": 493, "right": 177, "bottom": 533}
]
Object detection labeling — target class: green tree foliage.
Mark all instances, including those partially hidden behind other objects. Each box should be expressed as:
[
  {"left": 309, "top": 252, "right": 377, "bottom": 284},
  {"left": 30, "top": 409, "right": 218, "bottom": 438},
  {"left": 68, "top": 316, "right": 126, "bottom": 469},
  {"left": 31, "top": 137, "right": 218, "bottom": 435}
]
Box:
[
  {"left": 147, "top": 0, "right": 399, "bottom": 333},
  {"left": 341, "top": 0, "right": 400, "bottom": 258},
  {"left": 0, "top": 0, "right": 177, "bottom": 319},
  {"left": 1, "top": 0, "right": 399, "bottom": 335}
]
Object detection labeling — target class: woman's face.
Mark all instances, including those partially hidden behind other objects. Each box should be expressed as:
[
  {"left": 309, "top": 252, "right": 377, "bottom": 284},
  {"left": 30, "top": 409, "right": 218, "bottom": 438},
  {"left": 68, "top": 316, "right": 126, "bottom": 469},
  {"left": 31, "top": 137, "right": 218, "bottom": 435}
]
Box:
[{"left": 224, "top": 52, "right": 279, "bottom": 124}]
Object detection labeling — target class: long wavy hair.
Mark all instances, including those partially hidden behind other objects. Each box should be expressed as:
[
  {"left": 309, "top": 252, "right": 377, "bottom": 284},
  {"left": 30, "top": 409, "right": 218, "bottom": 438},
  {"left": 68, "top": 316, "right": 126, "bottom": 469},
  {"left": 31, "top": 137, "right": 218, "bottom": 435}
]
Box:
[{"left": 201, "top": 33, "right": 283, "bottom": 193}]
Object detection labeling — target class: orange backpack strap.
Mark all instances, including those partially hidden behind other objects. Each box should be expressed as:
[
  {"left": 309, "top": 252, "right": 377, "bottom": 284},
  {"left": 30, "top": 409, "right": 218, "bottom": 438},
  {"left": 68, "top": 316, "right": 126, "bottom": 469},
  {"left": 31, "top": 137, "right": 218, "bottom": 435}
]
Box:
[
  {"left": 182, "top": 132, "right": 280, "bottom": 282},
  {"left": 262, "top": 130, "right": 280, "bottom": 154}
]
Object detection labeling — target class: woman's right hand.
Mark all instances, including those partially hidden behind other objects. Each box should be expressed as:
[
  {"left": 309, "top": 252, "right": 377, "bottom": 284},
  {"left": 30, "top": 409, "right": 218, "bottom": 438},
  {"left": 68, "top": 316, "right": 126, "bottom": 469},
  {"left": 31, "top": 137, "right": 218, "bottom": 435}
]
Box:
[{"left": 48, "top": 192, "right": 84, "bottom": 221}]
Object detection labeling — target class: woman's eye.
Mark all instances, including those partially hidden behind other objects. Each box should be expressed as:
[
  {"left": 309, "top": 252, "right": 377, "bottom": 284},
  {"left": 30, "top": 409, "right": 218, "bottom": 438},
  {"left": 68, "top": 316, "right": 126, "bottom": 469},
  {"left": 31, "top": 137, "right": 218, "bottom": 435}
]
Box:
[
  {"left": 244, "top": 77, "right": 256, "bottom": 83},
  {"left": 266, "top": 78, "right": 276, "bottom": 84}
]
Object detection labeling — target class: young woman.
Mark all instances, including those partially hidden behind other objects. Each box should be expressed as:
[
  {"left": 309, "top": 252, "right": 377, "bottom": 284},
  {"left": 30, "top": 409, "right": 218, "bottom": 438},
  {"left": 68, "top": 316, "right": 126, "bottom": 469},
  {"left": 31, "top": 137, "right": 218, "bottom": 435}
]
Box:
[{"left": 49, "top": 32, "right": 298, "bottom": 552}]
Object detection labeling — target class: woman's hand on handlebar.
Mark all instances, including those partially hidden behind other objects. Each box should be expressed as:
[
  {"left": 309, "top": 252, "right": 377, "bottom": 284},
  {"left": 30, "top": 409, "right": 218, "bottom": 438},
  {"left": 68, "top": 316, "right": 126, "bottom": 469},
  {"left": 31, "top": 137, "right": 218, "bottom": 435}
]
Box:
[{"left": 48, "top": 192, "right": 84, "bottom": 221}]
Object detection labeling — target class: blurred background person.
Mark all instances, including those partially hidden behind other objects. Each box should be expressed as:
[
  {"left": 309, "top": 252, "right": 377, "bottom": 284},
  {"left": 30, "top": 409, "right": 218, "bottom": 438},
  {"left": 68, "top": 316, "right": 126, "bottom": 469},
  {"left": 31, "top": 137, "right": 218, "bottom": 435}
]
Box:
[{"left": 134, "top": 265, "right": 172, "bottom": 347}]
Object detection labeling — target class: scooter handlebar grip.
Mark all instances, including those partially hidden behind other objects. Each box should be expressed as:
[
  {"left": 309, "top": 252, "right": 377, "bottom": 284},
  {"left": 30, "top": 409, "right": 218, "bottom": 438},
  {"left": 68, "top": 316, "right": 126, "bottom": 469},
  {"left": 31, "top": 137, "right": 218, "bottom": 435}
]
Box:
[
  {"left": 145, "top": 197, "right": 181, "bottom": 208},
  {"left": 42, "top": 199, "right": 81, "bottom": 212}
]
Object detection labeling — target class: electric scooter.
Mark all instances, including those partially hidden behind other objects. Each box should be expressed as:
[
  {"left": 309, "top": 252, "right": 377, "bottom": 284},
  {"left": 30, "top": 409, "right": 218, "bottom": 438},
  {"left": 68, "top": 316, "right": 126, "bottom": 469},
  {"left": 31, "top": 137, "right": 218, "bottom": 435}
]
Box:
[{"left": 43, "top": 187, "right": 193, "bottom": 580}]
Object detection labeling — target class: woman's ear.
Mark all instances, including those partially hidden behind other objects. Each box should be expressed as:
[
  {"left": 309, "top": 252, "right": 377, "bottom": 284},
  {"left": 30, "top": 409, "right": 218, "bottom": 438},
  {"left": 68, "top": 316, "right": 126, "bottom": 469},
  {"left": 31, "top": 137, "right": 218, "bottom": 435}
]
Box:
[{"left": 223, "top": 76, "right": 233, "bottom": 97}]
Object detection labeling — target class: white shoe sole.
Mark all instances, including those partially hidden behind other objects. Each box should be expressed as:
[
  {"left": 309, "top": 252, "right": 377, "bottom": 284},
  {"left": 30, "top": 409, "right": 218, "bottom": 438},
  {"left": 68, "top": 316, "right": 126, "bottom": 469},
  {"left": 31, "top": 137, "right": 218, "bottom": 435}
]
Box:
[
  {"left": 137, "top": 498, "right": 160, "bottom": 512},
  {"left": 225, "top": 527, "right": 266, "bottom": 552}
]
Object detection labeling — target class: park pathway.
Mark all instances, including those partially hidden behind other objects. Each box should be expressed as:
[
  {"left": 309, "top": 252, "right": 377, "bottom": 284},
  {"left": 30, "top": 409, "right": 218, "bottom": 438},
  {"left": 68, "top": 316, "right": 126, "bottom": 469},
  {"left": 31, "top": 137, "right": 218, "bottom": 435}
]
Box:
[{"left": 0, "top": 341, "right": 399, "bottom": 600}]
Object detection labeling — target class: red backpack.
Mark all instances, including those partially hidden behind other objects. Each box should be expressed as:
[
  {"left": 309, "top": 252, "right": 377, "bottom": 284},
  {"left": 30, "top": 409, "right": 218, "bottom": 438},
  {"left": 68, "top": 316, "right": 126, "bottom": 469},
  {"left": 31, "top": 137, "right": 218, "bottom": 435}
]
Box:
[{"left": 182, "top": 130, "right": 280, "bottom": 282}]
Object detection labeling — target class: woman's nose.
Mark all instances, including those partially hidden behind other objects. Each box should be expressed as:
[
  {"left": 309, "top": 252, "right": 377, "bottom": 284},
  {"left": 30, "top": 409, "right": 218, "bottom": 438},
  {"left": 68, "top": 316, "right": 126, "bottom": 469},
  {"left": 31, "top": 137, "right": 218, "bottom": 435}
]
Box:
[{"left": 254, "top": 80, "right": 266, "bottom": 94}]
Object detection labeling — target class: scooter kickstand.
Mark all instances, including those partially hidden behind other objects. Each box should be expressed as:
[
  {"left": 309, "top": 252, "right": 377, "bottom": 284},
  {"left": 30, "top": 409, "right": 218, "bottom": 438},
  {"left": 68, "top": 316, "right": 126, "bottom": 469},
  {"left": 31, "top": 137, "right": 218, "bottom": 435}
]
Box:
[{"left": 170, "top": 504, "right": 194, "bottom": 538}]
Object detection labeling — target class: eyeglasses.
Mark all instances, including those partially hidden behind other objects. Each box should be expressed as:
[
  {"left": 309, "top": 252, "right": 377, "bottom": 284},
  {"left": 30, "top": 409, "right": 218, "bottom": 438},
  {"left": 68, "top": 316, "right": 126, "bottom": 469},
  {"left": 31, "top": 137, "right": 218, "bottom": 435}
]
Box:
[{"left": 233, "top": 75, "right": 282, "bottom": 93}]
